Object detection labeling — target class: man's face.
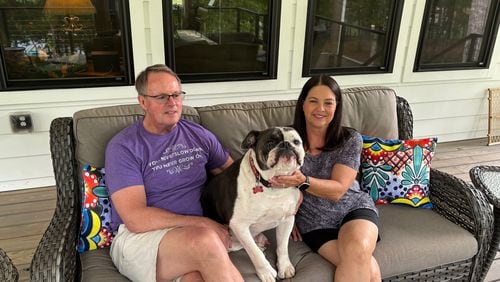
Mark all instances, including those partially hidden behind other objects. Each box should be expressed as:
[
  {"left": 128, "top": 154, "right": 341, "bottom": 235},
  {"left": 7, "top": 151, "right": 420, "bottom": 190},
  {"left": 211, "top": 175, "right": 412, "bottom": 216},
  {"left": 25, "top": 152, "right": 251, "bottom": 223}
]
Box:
[{"left": 138, "top": 72, "right": 183, "bottom": 134}]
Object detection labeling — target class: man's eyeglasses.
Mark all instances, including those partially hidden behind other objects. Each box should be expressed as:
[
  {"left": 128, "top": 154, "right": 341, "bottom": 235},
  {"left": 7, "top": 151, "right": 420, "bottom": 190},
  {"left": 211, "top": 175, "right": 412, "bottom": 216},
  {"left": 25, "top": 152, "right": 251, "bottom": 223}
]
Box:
[{"left": 142, "top": 91, "right": 186, "bottom": 103}]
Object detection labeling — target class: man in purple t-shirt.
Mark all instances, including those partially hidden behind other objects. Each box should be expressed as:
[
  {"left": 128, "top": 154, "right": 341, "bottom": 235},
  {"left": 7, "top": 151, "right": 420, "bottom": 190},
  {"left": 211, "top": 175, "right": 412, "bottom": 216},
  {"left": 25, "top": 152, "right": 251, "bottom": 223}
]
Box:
[{"left": 105, "top": 64, "right": 243, "bottom": 282}]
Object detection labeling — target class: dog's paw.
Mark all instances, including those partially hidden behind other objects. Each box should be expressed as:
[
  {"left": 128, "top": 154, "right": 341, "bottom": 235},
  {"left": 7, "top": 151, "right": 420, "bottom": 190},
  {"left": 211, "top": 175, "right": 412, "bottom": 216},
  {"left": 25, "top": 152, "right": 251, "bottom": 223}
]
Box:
[
  {"left": 277, "top": 262, "right": 295, "bottom": 279},
  {"left": 256, "top": 265, "right": 277, "bottom": 282}
]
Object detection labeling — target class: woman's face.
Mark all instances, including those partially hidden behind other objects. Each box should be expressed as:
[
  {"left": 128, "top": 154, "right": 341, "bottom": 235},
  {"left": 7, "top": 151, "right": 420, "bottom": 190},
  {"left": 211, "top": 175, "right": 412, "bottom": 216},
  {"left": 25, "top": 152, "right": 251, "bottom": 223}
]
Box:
[{"left": 302, "top": 85, "right": 337, "bottom": 131}]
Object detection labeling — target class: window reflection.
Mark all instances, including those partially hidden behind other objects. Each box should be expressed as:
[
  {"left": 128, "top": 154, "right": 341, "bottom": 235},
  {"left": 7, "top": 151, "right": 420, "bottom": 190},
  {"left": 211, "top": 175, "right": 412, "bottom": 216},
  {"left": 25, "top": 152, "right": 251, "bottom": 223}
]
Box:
[
  {"left": 415, "top": 0, "right": 499, "bottom": 70},
  {"left": 167, "top": 0, "right": 276, "bottom": 81},
  {"left": 0, "top": 0, "right": 132, "bottom": 89},
  {"left": 303, "top": 0, "right": 402, "bottom": 76}
]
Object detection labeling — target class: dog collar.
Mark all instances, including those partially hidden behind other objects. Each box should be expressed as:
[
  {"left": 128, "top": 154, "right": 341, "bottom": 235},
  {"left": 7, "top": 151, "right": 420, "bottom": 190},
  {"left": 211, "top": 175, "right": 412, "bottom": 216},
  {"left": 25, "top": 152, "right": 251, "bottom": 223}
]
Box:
[{"left": 249, "top": 157, "right": 271, "bottom": 187}]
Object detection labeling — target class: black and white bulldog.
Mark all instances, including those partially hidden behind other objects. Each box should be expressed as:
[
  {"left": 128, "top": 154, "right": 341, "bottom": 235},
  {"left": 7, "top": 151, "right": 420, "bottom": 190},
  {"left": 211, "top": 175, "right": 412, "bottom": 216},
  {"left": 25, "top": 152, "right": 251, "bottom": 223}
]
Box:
[{"left": 201, "top": 126, "right": 305, "bottom": 282}]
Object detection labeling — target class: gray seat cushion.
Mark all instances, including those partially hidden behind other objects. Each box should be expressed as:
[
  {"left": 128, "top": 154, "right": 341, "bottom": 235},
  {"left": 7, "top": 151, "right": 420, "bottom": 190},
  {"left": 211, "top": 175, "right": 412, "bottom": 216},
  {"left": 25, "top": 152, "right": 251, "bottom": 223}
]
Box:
[
  {"left": 80, "top": 233, "right": 334, "bottom": 281},
  {"left": 81, "top": 249, "right": 130, "bottom": 281},
  {"left": 230, "top": 230, "right": 334, "bottom": 281},
  {"left": 375, "top": 205, "right": 477, "bottom": 278},
  {"left": 80, "top": 205, "right": 477, "bottom": 281}
]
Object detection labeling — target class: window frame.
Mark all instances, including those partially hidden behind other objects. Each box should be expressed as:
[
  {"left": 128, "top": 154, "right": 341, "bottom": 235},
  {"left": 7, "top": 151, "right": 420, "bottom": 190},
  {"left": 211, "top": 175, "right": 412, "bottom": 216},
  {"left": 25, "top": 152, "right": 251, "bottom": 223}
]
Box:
[
  {"left": 414, "top": 0, "right": 500, "bottom": 72},
  {"left": 162, "top": 0, "right": 281, "bottom": 83},
  {"left": 301, "top": 0, "right": 404, "bottom": 77},
  {"left": 0, "top": 0, "right": 135, "bottom": 91}
]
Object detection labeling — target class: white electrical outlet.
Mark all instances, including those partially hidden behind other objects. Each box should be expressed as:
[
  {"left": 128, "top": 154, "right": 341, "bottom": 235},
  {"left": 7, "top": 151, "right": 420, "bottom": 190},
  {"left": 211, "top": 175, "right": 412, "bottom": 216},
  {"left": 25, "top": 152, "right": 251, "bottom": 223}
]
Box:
[{"left": 9, "top": 112, "right": 33, "bottom": 133}]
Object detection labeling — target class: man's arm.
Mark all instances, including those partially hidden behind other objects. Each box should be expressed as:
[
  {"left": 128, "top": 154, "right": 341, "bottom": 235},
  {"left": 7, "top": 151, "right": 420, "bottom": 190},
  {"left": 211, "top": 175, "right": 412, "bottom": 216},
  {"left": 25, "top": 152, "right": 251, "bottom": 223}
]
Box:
[
  {"left": 111, "top": 184, "right": 229, "bottom": 240},
  {"left": 210, "top": 156, "right": 234, "bottom": 175}
]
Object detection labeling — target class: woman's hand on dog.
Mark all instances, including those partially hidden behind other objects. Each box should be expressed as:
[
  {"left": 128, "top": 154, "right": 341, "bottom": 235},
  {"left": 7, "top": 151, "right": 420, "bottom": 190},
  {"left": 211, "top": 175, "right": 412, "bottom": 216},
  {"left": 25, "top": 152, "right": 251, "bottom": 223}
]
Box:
[{"left": 270, "top": 170, "right": 306, "bottom": 188}]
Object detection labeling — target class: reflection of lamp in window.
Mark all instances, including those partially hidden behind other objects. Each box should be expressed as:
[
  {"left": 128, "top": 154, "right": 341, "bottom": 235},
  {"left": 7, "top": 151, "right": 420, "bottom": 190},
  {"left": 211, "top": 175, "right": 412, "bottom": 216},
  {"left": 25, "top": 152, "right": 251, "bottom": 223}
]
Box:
[{"left": 44, "top": 0, "right": 96, "bottom": 54}]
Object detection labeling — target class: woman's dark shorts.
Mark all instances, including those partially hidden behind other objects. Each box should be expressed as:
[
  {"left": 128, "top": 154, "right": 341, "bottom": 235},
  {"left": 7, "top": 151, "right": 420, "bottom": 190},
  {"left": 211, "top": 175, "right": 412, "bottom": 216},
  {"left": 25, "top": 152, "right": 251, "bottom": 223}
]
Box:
[{"left": 301, "top": 208, "right": 379, "bottom": 252}]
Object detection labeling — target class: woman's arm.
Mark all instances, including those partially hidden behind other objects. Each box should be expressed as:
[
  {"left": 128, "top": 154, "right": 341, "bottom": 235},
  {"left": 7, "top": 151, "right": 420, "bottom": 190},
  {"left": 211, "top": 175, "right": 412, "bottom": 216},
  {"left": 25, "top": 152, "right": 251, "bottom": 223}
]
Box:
[
  {"left": 305, "top": 163, "right": 356, "bottom": 201},
  {"left": 270, "top": 163, "right": 356, "bottom": 201}
]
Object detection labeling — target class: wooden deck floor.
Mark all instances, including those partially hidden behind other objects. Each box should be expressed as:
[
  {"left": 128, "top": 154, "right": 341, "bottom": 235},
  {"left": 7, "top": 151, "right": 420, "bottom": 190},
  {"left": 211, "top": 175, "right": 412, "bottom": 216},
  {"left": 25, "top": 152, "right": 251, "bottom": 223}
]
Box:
[{"left": 1, "top": 137, "right": 500, "bottom": 281}]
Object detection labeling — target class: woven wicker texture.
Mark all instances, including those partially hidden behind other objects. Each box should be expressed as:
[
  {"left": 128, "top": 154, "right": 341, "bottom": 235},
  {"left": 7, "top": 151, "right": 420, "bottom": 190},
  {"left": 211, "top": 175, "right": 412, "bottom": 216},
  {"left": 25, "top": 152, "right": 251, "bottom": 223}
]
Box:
[
  {"left": 30, "top": 93, "right": 496, "bottom": 282},
  {"left": 488, "top": 88, "right": 500, "bottom": 145},
  {"left": 470, "top": 165, "right": 500, "bottom": 281},
  {"left": 30, "top": 118, "right": 80, "bottom": 282},
  {"left": 0, "top": 248, "right": 19, "bottom": 282},
  {"left": 384, "top": 258, "right": 472, "bottom": 281}
]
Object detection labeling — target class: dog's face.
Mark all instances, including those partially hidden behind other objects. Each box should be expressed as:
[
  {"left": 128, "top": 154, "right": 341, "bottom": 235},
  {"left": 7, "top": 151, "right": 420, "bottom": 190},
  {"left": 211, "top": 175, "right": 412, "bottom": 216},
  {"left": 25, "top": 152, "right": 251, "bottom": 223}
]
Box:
[{"left": 242, "top": 127, "right": 305, "bottom": 176}]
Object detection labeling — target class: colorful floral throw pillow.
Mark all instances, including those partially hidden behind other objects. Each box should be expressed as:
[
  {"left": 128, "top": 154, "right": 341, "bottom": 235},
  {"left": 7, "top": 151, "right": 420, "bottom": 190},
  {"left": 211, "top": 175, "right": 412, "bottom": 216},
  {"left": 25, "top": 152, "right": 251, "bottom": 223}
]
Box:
[
  {"left": 78, "top": 165, "right": 114, "bottom": 253},
  {"left": 360, "top": 136, "right": 437, "bottom": 208}
]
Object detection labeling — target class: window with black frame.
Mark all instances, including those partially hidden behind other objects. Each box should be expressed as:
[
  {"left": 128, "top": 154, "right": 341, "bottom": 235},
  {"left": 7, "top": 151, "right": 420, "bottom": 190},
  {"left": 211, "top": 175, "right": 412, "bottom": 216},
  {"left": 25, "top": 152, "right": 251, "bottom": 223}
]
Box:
[
  {"left": 302, "top": 0, "right": 403, "bottom": 76},
  {"left": 415, "top": 0, "right": 500, "bottom": 72},
  {"left": 164, "top": 0, "right": 280, "bottom": 83},
  {"left": 0, "top": 0, "right": 133, "bottom": 91}
]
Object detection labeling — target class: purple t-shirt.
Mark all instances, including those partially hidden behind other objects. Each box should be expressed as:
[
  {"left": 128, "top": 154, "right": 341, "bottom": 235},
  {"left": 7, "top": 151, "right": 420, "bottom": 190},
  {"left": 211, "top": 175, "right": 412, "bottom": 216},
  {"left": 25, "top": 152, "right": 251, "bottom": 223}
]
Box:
[{"left": 105, "top": 118, "right": 229, "bottom": 232}]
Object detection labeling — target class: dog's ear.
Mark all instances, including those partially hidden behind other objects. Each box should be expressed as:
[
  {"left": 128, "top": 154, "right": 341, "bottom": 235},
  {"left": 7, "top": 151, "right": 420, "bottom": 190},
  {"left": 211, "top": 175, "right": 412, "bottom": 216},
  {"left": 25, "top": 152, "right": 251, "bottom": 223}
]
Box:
[{"left": 241, "top": 130, "right": 260, "bottom": 149}]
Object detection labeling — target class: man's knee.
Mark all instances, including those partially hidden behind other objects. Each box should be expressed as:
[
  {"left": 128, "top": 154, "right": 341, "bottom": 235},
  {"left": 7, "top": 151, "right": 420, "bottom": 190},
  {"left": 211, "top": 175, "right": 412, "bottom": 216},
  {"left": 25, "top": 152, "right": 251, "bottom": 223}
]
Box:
[{"left": 185, "top": 226, "right": 226, "bottom": 254}]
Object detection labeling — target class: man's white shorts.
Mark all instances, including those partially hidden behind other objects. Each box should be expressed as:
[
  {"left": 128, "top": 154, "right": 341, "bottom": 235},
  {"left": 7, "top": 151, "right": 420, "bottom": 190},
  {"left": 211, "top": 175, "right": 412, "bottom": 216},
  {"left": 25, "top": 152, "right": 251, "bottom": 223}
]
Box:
[{"left": 110, "top": 224, "right": 172, "bottom": 282}]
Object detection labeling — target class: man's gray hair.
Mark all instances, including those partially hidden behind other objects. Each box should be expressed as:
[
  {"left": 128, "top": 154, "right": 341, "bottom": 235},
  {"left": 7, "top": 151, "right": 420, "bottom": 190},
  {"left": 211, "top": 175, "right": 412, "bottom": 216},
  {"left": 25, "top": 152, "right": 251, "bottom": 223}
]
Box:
[{"left": 135, "top": 64, "right": 181, "bottom": 96}]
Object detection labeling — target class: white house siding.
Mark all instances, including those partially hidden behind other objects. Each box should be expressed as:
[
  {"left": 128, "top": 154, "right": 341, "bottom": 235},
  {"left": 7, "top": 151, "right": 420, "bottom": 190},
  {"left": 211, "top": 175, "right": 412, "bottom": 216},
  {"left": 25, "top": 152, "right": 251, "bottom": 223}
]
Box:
[{"left": 0, "top": 0, "right": 498, "bottom": 191}]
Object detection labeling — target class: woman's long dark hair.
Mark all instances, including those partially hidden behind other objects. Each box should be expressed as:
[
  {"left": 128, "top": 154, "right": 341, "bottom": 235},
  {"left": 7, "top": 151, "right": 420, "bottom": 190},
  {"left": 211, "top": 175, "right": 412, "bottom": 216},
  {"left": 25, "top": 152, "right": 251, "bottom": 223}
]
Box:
[{"left": 293, "top": 75, "right": 351, "bottom": 151}]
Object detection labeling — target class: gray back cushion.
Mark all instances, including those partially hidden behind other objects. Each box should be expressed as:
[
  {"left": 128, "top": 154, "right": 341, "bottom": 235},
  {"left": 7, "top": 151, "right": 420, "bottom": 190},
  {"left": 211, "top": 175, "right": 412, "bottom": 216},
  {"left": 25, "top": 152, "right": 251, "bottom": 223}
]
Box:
[
  {"left": 196, "top": 100, "right": 297, "bottom": 159},
  {"left": 73, "top": 86, "right": 398, "bottom": 169},
  {"left": 199, "top": 86, "right": 398, "bottom": 159},
  {"left": 342, "top": 86, "right": 398, "bottom": 139},
  {"left": 73, "top": 104, "right": 199, "bottom": 171}
]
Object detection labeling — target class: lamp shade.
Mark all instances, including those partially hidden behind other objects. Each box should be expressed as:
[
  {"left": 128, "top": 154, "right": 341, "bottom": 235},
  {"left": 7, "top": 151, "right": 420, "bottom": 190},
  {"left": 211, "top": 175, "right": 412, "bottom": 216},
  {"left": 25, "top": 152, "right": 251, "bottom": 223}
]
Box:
[{"left": 44, "top": 0, "right": 96, "bottom": 15}]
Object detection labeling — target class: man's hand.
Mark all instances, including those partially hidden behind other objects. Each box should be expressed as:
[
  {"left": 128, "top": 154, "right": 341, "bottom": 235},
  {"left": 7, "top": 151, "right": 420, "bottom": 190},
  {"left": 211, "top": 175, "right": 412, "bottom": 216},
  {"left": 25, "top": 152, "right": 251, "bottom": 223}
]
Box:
[{"left": 201, "top": 217, "right": 232, "bottom": 250}]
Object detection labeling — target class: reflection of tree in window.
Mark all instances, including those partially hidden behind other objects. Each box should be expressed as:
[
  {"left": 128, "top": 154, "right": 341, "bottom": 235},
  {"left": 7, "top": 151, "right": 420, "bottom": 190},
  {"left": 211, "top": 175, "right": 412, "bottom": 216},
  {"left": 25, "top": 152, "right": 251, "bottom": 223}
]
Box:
[
  {"left": 310, "top": 0, "right": 392, "bottom": 69},
  {"left": 171, "top": 0, "right": 269, "bottom": 75},
  {"left": 420, "top": 0, "right": 491, "bottom": 65}
]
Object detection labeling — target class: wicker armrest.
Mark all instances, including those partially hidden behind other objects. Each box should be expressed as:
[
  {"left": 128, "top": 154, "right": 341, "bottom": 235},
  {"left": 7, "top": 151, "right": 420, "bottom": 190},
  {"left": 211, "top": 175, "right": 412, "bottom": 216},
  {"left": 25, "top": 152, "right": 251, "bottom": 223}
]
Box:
[
  {"left": 395, "top": 96, "right": 413, "bottom": 140},
  {"left": 30, "top": 118, "right": 80, "bottom": 281},
  {"left": 429, "top": 168, "right": 494, "bottom": 281},
  {"left": 470, "top": 165, "right": 500, "bottom": 281},
  {"left": 0, "top": 248, "right": 18, "bottom": 282}
]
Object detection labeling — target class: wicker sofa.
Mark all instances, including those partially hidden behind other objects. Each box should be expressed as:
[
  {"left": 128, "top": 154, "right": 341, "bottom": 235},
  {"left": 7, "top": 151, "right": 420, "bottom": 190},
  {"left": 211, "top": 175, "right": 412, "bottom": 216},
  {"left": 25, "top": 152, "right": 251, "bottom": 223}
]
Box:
[
  {"left": 31, "top": 86, "right": 495, "bottom": 281},
  {"left": 0, "top": 248, "right": 18, "bottom": 282}
]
